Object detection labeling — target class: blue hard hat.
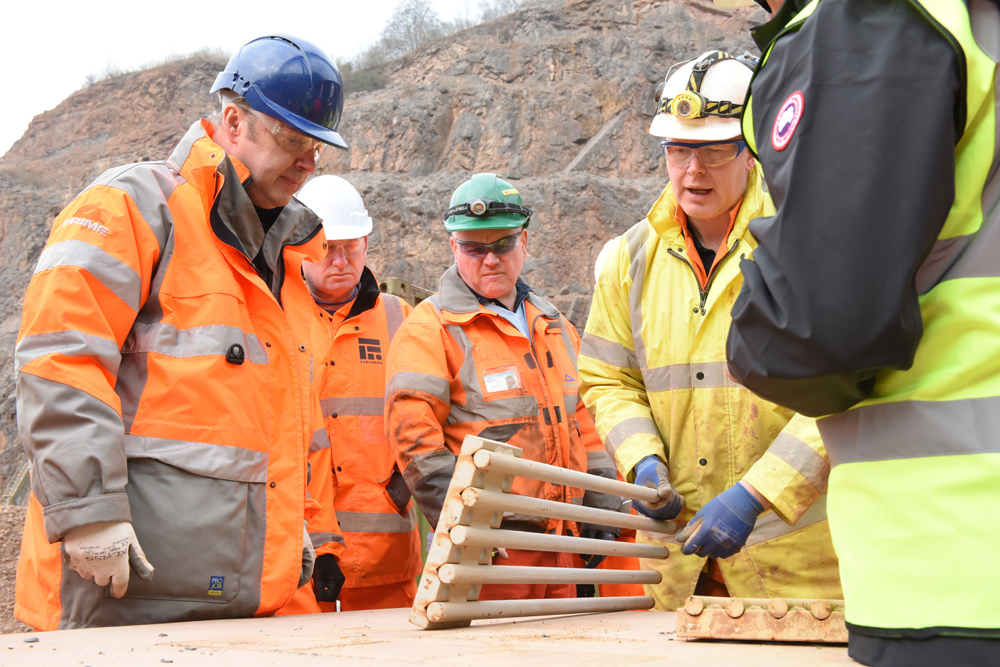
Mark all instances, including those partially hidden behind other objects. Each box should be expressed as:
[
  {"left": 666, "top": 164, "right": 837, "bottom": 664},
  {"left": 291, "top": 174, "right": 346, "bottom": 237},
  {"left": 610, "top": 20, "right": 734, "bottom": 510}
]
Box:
[{"left": 211, "top": 35, "right": 348, "bottom": 149}]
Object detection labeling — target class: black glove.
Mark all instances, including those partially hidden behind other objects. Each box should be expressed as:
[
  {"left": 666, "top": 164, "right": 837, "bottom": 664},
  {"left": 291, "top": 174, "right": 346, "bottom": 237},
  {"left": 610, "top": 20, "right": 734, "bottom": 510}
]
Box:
[
  {"left": 312, "top": 554, "right": 346, "bottom": 603},
  {"left": 578, "top": 528, "right": 617, "bottom": 569}
]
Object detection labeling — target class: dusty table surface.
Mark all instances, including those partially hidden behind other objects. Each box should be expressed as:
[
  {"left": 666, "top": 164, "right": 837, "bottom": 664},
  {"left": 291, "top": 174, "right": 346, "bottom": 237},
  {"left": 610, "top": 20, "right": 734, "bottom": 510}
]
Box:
[{"left": 1, "top": 608, "right": 855, "bottom": 666}]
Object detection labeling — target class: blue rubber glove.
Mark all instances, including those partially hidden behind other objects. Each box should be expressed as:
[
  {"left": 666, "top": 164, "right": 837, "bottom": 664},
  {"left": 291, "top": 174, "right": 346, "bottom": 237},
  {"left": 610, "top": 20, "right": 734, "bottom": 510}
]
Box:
[
  {"left": 632, "top": 455, "right": 684, "bottom": 520},
  {"left": 677, "top": 483, "right": 765, "bottom": 559}
]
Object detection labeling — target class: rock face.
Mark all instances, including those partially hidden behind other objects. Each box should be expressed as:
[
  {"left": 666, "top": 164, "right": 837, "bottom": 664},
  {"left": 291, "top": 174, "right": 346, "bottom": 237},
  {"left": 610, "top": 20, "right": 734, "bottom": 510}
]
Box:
[{"left": 0, "top": 0, "right": 762, "bottom": 493}]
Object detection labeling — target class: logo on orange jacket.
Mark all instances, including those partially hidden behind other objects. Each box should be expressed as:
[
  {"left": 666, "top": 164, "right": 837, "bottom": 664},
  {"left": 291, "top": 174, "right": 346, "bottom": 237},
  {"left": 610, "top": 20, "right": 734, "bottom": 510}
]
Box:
[{"left": 359, "top": 338, "right": 383, "bottom": 364}]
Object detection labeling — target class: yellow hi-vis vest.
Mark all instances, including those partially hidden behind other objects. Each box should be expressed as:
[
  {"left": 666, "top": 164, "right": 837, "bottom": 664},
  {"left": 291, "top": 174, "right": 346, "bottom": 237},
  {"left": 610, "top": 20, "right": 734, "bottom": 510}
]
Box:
[{"left": 744, "top": 0, "right": 1000, "bottom": 636}]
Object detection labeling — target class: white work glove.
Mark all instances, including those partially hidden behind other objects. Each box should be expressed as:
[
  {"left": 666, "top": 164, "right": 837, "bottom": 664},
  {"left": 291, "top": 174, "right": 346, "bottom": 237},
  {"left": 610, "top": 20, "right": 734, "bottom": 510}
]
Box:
[
  {"left": 62, "top": 521, "right": 153, "bottom": 598},
  {"left": 299, "top": 522, "right": 316, "bottom": 588}
]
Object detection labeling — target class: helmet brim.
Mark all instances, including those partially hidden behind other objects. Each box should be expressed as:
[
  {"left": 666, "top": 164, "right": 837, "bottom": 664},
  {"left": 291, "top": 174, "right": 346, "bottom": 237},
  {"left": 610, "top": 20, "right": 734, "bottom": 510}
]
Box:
[
  {"left": 444, "top": 214, "right": 528, "bottom": 232},
  {"left": 322, "top": 218, "right": 373, "bottom": 240},
  {"left": 249, "top": 86, "right": 349, "bottom": 149},
  {"left": 649, "top": 113, "right": 743, "bottom": 141}
]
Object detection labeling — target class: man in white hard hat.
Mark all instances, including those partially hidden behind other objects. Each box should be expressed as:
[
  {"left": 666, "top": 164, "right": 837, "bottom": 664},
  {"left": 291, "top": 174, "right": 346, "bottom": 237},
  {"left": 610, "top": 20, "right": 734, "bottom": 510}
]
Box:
[
  {"left": 578, "top": 51, "right": 841, "bottom": 610},
  {"left": 279, "top": 175, "right": 422, "bottom": 614}
]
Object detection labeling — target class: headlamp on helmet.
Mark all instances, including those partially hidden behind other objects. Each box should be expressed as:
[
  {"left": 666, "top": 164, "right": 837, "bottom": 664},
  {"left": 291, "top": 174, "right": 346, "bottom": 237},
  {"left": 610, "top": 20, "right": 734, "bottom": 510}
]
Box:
[
  {"left": 444, "top": 198, "right": 532, "bottom": 222},
  {"left": 654, "top": 51, "right": 755, "bottom": 121}
]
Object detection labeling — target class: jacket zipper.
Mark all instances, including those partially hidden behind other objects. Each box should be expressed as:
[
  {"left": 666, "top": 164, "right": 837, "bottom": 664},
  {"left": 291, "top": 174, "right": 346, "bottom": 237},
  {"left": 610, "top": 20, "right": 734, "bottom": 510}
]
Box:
[{"left": 667, "top": 242, "right": 741, "bottom": 316}]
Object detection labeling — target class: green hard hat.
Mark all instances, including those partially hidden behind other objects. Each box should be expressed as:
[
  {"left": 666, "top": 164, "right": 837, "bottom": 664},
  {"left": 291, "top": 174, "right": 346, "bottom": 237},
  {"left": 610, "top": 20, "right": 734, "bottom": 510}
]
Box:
[{"left": 443, "top": 173, "right": 532, "bottom": 231}]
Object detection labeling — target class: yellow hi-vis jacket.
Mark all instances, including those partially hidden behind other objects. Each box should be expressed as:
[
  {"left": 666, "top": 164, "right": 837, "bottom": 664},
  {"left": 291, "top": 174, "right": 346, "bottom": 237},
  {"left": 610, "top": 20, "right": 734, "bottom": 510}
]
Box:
[{"left": 578, "top": 167, "right": 842, "bottom": 610}]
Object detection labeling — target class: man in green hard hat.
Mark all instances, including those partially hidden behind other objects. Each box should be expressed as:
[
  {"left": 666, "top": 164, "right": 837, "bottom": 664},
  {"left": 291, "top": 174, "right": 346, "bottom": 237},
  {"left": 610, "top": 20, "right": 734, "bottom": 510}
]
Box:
[{"left": 385, "top": 173, "right": 625, "bottom": 600}]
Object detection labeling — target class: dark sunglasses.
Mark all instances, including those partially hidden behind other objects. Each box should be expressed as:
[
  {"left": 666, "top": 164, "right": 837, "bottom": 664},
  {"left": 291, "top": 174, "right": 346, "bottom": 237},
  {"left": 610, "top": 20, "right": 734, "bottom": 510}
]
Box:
[{"left": 454, "top": 232, "right": 522, "bottom": 259}]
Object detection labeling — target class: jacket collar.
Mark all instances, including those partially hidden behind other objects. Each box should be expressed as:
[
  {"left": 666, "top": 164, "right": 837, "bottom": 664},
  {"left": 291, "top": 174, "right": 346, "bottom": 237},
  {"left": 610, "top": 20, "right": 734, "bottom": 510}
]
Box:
[
  {"left": 646, "top": 164, "right": 769, "bottom": 249},
  {"left": 436, "top": 264, "right": 559, "bottom": 320},
  {"left": 751, "top": 0, "right": 811, "bottom": 51},
  {"left": 345, "top": 266, "right": 382, "bottom": 320},
  {"left": 171, "top": 121, "right": 323, "bottom": 279}
]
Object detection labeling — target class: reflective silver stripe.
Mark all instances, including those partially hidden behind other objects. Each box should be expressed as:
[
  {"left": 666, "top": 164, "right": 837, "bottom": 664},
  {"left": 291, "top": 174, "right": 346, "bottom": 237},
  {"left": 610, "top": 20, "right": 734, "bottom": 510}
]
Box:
[
  {"left": 745, "top": 494, "right": 828, "bottom": 548},
  {"left": 627, "top": 228, "right": 651, "bottom": 370},
  {"left": 819, "top": 395, "right": 1000, "bottom": 466},
  {"left": 122, "top": 322, "right": 268, "bottom": 363},
  {"left": 118, "top": 229, "right": 176, "bottom": 432},
  {"left": 309, "top": 532, "right": 340, "bottom": 548},
  {"left": 90, "top": 160, "right": 185, "bottom": 253},
  {"left": 406, "top": 449, "right": 457, "bottom": 482},
  {"left": 553, "top": 317, "right": 578, "bottom": 370},
  {"left": 586, "top": 449, "right": 616, "bottom": 474},
  {"left": 914, "top": 235, "right": 971, "bottom": 295},
  {"left": 385, "top": 371, "right": 450, "bottom": 404},
  {"left": 34, "top": 240, "right": 142, "bottom": 312},
  {"left": 337, "top": 508, "right": 415, "bottom": 533},
  {"left": 123, "top": 434, "right": 269, "bottom": 483},
  {"left": 580, "top": 332, "right": 639, "bottom": 369},
  {"left": 604, "top": 416, "right": 660, "bottom": 454},
  {"left": 448, "top": 395, "right": 540, "bottom": 423},
  {"left": 564, "top": 393, "right": 578, "bottom": 415},
  {"left": 309, "top": 428, "right": 331, "bottom": 454},
  {"left": 571, "top": 496, "right": 584, "bottom": 505},
  {"left": 643, "top": 361, "right": 733, "bottom": 393},
  {"left": 766, "top": 433, "right": 830, "bottom": 493},
  {"left": 322, "top": 396, "right": 383, "bottom": 418},
  {"left": 15, "top": 330, "right": 121, "bottom": 375},
  {"left": 384, "top": 295, "right": 405, "bottom": 342}
]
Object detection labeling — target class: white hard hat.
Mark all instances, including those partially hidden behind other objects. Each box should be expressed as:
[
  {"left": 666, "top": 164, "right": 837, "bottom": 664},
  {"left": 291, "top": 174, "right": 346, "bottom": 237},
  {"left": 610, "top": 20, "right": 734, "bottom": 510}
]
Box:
[
  {"left": 296, "top": 175, "right": 373, "bottom": 240},
  {"left": 713, "top": 0, "right": 760, "bottom": 7},
  {"left": 649, "top": 51, "right": 755, "bottom": 141}
]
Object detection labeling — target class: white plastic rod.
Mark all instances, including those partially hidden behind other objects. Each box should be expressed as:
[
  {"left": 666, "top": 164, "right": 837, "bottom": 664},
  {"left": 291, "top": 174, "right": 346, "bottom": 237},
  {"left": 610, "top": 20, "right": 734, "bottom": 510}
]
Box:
[
  {"left": 438, "top": 564, "right": 662, "bottom": 585},
  {"left": 461, "top": 487, "right": 675, "bottom": 535},
  {"left": 449, "top": 526, "right": 670, "bottom": 559},
  {"left": 472, "top": 449, "right": 661, "bottom": 503},
  {"left": 427, "top": 596, "right": 655, "bottom": 622}
]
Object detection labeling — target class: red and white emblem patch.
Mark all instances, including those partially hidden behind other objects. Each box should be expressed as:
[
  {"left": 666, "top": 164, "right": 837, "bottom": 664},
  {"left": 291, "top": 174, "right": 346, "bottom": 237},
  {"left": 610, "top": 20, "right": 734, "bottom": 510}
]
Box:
[{"left": 771, "top": 91, "right": 804, "bottom": 151}]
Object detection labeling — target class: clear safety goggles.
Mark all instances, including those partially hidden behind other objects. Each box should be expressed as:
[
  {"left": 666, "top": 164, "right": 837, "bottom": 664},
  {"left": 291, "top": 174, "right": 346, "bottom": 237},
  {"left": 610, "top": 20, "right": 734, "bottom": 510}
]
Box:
[
  {"left": 247, "top": 108, "right": 327, "bottom": 161},
  {"left": 660, "top": 139, "right": 747, "bottom": 168},
  {"left": 323, "top": 237, "right": 365, "bottom": 256},
  {"left": 454, "top": 232, "right": 522, "bottom": 259}
]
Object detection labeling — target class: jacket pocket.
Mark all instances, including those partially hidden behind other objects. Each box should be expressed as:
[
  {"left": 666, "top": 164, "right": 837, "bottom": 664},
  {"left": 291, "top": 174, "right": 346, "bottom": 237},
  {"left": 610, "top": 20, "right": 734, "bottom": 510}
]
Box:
[
  {"left": 381, "top": 466, "right": 412, "bottom": 514},
  {"left": 114, "top": 458, "right": 260, "bottom": 605}
]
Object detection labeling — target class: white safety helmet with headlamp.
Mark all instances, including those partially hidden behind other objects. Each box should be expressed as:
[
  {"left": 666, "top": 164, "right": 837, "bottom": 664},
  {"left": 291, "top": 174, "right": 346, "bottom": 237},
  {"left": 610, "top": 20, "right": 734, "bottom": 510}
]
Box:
[
  {"left": 296, "top": 175, "right": 373, "bottom": 240},
  {"left": 650, "top": 51, "right": 756, "bottom": 141}
]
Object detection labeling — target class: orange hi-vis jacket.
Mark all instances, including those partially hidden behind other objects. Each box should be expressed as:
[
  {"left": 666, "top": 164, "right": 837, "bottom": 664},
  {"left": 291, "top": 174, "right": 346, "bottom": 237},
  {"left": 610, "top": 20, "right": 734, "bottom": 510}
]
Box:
[
  {"left": 14, "top": 120, "right": 342, "bottom": 630},
  {"left": 312, "top": 267, "right": 422, "bottom": 589},
  {"left": 385, "top": 265, "right": 622, "bottom": 533}
]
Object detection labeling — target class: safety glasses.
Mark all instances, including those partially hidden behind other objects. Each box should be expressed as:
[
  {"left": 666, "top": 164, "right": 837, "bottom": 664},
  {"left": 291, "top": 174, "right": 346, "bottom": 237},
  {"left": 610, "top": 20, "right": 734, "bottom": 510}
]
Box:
[
  {"left": 324, "top": 238, "right": 365, "bottom": 256},
  {"left": 248, "top": 108, "right": 327, "bottom": 161},
  {"left": 454, "top": 232, "right": 522, "bottom": 259},
  {"left": 660, "top": 139, "right": 747, "bottom": 168}
]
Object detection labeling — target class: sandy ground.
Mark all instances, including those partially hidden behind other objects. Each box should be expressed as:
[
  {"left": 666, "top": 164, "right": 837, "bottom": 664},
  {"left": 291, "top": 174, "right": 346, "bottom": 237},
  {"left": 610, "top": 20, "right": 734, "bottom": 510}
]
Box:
[
  {"left": 0, "top": 505, "right": 29, "bottom": 634},
  {"left": 0, "top": 607, "right": 853, "bottom": 666}
]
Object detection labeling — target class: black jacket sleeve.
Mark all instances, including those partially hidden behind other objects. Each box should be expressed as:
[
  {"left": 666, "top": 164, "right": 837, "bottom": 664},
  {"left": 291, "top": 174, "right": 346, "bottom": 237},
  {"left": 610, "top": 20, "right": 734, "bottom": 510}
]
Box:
[{"left": 727, "top": 0, "right": 962, "bottom": 417}]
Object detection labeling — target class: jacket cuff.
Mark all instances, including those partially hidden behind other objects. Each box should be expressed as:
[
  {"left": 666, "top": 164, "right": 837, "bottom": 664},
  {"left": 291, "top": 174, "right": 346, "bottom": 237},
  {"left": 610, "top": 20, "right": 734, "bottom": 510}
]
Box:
[
  {"left": 314, "top": 534, "right": 346, "bottom": 560},
  {"left": 613, "top": 436, "right": 665, "bottom": 483},
  {"left": 42, "top": 493, "right": 131, "bottom": 543},
  {"left": 742, "top": 454, "right": 821, "bottom": 525}
]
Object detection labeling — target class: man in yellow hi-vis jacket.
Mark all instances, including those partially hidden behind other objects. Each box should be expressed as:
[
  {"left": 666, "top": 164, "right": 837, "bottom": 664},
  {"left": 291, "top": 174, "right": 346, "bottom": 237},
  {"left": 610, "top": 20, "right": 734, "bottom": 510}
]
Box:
[{"left": 578, "top": 51, "right": 841, "bottom": 611}]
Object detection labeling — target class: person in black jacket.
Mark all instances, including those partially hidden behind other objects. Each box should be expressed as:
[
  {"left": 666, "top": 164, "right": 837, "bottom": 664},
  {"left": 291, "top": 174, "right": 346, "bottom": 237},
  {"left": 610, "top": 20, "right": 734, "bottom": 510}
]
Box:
[{"left": 714, "top": 1, "right": 1000, "bottom": 666}]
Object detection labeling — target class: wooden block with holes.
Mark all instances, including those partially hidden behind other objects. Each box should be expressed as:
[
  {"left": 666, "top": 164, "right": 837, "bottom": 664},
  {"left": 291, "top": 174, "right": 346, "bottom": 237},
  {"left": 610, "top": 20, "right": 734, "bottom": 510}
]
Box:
[
  {"left": 676, "top": 596, "right": 848, "bottom": 643},
  {"left": 409, "top": 435, "right": 679, "bottom": 629}
]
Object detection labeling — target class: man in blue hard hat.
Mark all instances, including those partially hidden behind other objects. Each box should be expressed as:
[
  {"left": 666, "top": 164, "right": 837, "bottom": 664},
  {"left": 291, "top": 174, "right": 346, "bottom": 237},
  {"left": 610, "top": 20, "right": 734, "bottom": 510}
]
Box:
[{"left": 14, "top": 34, "right": 348, "bottom": 629}]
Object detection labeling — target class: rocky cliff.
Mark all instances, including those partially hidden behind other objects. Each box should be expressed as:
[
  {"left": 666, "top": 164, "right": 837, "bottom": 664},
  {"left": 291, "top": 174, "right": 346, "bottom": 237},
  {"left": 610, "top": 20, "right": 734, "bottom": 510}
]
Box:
[{"left": 0, "top": 0, "right": 763, "bottom": 492}]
